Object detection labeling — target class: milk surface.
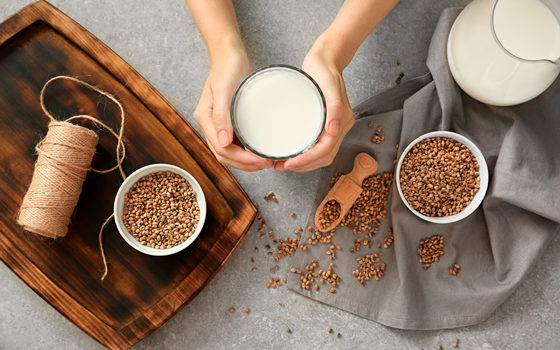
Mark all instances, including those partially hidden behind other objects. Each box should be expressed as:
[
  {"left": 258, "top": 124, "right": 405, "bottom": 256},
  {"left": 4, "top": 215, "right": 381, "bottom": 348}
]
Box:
[
  {"left": 447, "top": 0, "right": 560, "bottom": 106},
  {"left": 234, "top": 68, "right": 324, "bottom": 158}
]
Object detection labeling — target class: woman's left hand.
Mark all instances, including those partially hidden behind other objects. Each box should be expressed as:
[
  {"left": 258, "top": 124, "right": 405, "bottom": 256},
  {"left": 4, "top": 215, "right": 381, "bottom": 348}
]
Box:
[{"left": 274, "top": 50, "right": 354, "bottom": 172}]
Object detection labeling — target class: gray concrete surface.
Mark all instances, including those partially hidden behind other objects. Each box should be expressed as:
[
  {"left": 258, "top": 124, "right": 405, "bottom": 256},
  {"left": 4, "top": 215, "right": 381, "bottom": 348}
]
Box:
[{"left": 1, "top": 0, "right": 559, "bottom": 349}]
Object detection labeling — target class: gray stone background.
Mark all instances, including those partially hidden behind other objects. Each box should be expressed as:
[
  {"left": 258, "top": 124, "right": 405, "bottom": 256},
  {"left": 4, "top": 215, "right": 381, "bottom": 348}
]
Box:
[{"left": 1, "top": 0, "right": 559, "bottom": 349}]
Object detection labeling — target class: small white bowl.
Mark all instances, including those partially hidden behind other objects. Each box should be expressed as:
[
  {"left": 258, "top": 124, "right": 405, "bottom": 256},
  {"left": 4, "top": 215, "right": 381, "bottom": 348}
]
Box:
[
  {"left": 114, "top": 163, "right": 207, "bottom": 256},
  {"left": 395, "top": 131, "right": 489, "bottom": 224}
]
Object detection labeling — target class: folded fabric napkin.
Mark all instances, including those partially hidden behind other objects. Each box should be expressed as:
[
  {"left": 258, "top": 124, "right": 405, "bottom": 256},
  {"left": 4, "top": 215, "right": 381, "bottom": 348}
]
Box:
[{"left": 287, "top": 7, "right": 560, "bottom": 330}]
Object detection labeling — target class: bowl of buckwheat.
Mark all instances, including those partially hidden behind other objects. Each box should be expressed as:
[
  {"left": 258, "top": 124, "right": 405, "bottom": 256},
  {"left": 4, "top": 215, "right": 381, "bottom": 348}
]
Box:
[
  {"left": 396, "top": 131, "right": 488, "bottom": 224},
  {"left": 114, "top": 163, "right": 207, "bottom": 256}
]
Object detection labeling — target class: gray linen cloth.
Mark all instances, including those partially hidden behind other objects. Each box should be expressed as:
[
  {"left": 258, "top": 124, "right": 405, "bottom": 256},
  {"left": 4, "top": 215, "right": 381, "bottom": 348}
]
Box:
[{"left": 287, "top": 8, "right": 560, "bottom": 330}]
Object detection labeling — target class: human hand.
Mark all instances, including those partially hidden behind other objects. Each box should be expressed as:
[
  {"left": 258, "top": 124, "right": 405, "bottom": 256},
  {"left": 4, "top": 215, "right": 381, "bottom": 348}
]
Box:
[
  {"left": 193, "top": 47, "right": 274, "bottom": 171},
  {"left": 274, "top": 51, "right": 355, "bottom": 172}
]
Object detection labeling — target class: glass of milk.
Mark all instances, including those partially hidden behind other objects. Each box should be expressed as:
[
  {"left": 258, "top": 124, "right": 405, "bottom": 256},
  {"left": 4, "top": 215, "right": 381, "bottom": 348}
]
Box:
[
  {"left": 231, "top": 65, "right": 326, "bottom": 160},
  {"left": 447, "top": 0, "right": 560, "bottom": 106}
]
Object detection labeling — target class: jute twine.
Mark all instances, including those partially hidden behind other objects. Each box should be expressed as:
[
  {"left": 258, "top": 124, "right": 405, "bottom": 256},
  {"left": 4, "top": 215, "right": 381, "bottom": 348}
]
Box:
[{"left": 17, "top": 75, "right": 126, "bottom": 280}]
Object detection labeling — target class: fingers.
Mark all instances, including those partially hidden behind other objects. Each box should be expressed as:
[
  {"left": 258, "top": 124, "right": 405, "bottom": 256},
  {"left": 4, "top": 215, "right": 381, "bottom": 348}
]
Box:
[
  {"left": 322, "top": 75, "right": 350, "bottom": 138},
  {"left": 195, "top": 82, "right": 273, "bottom": 172},
  {"left": 275, "top": 132, "right": 338, "bottom": 172},
  {"left": 210, "top": 81, "right": 236, "bottom": 147},
  {"left": 193, "top": 83, "right": 218, "bottom": 144},
  {"left": 325, "top": 100, "right": 344, "bottom": 137},
  {"left": 193, "top": 80, "right": 236, "bottom": 149},
  {"left": 209, "top": 143, "right": 273, "bottom": 172},
  {"left": 276, "top": 107, "right": 353, "bottom": 172}
]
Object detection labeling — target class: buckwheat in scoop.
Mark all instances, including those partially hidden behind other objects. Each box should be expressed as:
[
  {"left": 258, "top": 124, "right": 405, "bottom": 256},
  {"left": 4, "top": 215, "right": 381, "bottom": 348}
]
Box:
[
  {"left": 399, "top": 137, "right": 480, "bottom": 217},
  {"left": 317, "top": 200, "right": 341, "bottom": 231},
  {"left": 122, "top": 171, "right": 200, "bottom": 249}
]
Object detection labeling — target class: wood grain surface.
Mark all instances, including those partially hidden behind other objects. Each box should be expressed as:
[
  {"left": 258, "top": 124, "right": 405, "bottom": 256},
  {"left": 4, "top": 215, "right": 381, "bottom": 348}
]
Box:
[{"left": 0, "top": 1, "right": 256, "bottom": 348}]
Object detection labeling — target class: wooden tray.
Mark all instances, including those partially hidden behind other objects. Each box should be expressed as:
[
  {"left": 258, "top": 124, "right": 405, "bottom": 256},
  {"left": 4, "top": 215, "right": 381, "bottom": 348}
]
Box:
[{"left": 0, "top": 1, "right": 256, "bottom": 348}]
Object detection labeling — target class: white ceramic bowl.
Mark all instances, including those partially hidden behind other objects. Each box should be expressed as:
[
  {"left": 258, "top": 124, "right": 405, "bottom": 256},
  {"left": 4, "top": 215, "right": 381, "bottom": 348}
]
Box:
[
  {"left": 114, "top": 163, "right": 207, "bottom": 256},
  {"left": 395, "top": 131, "right": 489, "bottom": 224}
]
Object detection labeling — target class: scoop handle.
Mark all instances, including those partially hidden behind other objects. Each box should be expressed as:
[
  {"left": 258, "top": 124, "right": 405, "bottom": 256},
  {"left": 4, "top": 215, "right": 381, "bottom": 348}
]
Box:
[{"left": 347, "top": 153, "right": 378, "bottom": 185}]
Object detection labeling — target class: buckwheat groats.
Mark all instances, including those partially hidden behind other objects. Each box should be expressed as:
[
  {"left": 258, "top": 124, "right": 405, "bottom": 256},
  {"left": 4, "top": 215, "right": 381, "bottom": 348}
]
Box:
[
  {"left": 417, "top": 235, "right": 444, "bottom": 269},
  {"left": 122, "top": 171, "right": 200, "bottom": 249},
  {"left": 399, "top": 137, "right": 480, "bottom": 217},
  {"left": 317, "top": 199, "right": 341, "bottom": 230}
]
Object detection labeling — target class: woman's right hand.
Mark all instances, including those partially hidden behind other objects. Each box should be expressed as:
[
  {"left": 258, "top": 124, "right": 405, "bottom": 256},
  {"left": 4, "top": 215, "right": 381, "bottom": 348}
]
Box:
[{"left": 193, "top": 44, "right": 274, "bottom": 172}]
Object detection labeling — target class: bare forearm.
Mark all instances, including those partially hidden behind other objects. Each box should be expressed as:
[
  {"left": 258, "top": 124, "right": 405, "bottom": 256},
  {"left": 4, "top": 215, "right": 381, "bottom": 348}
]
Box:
[
  {"left": 185, "top": 0, "right": 246, "bottom": 61},
  {"left": 312, "top": 0, "right": 399, "bottom": 70}
]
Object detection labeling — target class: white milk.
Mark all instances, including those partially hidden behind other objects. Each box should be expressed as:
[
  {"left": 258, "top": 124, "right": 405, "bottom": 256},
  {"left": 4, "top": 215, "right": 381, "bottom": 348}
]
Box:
[
  {"left": 233, "top": 67, "right": 324, "bottom": 159},
  {"left": 447, "top": 0, "right": 560, "bottom": 106}
]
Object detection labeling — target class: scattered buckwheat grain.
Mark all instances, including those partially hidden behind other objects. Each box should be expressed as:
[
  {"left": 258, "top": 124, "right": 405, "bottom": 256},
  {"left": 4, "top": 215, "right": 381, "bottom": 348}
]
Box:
[
  {"left": 297, "top": 260, "right": 340, "bottom": 292},
  {"left": 353, "top": 252, "right": 386, "bottom": 284},
  {"left": 274, "top": 235, "right": 300, "bottom": 261},
  {"left": 449, "top": 263, "right": 461, "bottom": 276},
  {"left": 383, "top": 227, "right": 394, "bottom": 248},
  {"left": 417, "top": 235, "right": 444, "bottom": 269},
  {"left": 371, "top": 125, "right": 385, "bottom": 144},
  {"left": 264, "top": 191, "right": 277, "bottom": 202},
  {"left": 396, "top": 72, "right": 405, "bottom": 84},
  {"left": 265, "top": 276, "right": 283, "bottom": 289},
  {"left": 256, "top": 212, "right": 266, "bottom": 232},
  {"left": 326, "top": 244, "right": 337, "bottom": 260},
  {"left": 308, "top": 228, "right": 336, "bottom": 245}
]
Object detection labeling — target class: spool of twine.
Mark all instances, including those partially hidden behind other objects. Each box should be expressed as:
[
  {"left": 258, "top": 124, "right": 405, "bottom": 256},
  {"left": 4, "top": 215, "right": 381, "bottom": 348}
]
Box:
[
  {"left": 17, "top": 76, "right": 126, "bottom": 279},
  {"left": 17, "top": 121, "right": 99, "bottom": 238}
]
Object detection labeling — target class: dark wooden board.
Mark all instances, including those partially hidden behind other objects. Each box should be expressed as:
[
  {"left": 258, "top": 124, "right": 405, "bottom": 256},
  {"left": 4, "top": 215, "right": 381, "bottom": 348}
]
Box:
[{"left": 0, "top": 1, "right": 256, "bottom": 348}]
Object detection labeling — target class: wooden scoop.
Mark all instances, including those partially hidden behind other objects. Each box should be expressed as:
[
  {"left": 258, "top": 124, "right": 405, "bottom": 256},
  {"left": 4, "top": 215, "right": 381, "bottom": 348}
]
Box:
[{"left": 314, "top": 153, "right": 378, "bottom": 232}]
